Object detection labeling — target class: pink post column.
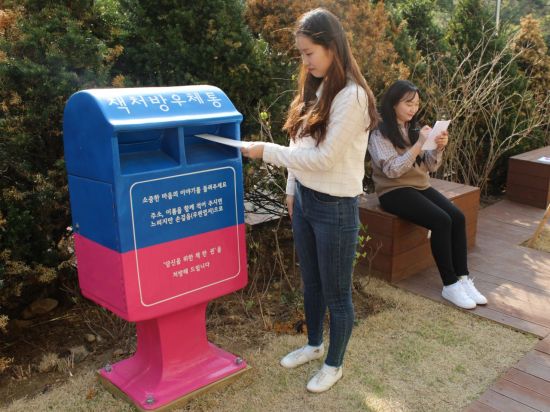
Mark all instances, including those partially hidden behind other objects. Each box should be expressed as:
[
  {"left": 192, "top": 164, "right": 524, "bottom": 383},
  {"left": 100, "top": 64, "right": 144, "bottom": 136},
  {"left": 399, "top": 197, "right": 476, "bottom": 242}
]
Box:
[{"left": 99, "top": 302, "right": 247, "bottom": 410}]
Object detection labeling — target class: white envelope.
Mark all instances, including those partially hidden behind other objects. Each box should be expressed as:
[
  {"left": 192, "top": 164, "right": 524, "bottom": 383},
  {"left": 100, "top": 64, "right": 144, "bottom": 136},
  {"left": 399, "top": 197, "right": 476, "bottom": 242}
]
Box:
[
  {"left": 421, "top": 120, "right": 450, "bottom": 151},
  {"left": 195, "top": 133, "right": 252, "bottom": 148}
]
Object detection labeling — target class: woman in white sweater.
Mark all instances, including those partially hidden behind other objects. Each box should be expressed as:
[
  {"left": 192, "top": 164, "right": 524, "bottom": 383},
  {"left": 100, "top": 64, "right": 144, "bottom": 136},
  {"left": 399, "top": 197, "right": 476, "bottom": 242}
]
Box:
[{"left": 241, "top": 8, "right": 378, "bottom": 393}]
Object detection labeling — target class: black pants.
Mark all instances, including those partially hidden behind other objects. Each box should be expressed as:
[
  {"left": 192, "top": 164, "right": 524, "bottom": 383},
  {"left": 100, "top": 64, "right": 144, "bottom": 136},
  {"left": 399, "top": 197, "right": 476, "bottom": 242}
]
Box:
[{"left": 379, "top": 187, "right": 469, "bottom": 286}]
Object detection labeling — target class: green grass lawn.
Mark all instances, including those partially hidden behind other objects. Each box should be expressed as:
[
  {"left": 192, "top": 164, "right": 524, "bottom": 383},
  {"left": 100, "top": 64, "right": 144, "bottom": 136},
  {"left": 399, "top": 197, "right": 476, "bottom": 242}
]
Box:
[{"left": 3, "top": 278, "right": 537, "bottom": 412}]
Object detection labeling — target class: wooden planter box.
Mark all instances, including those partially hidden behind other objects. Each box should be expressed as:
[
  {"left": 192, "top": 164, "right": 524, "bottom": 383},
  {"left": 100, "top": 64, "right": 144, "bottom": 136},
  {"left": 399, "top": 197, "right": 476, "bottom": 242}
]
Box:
[
  {"left": 506, "top": 146, "right": 550, "bottom": 209},
  {"left": 356, "top": 178, "right": 480, "bottom": 283}
]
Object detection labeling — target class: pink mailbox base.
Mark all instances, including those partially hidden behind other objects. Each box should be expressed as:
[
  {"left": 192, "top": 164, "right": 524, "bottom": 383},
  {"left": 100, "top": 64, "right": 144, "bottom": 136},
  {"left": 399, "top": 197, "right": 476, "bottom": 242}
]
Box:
[{"left": 99, "top": 302, "right": 247, "bottom": 410}]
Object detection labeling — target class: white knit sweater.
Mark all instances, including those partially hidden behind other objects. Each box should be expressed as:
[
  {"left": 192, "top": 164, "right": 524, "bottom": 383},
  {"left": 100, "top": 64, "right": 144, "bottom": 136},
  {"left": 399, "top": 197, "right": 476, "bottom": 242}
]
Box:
[{"left": 262, "top": 80, "right": 371, "bottom": 197}]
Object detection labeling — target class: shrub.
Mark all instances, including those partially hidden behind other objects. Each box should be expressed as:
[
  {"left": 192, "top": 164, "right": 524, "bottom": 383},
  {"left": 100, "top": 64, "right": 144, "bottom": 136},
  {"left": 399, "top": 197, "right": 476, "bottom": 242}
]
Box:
[
  {"left": 113, "top": 0, "right": 277, "bottom": 130},
  {"left": 0, "top": 0, "right": 121, "bottom": 317},
  {"left": 513, "top": 15, "right": 550, "bottom": 107}
]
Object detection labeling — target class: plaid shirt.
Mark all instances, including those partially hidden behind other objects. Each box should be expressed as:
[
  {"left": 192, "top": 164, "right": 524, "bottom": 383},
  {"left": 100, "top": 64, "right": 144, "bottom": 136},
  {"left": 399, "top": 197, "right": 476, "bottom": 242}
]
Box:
[{"left": 368, "top": 128, "right": 442, "bottom": 178}]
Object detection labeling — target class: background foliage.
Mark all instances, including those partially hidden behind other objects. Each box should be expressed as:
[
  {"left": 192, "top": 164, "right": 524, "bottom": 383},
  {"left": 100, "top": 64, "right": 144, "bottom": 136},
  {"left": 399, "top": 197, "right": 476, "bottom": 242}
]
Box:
[
  {"left": 112, "top": 0, "right": 276, "bottom": 128},
  {"left": 0, "top": 0, "right": 120, "bottom": 315},
  {"left": 0, "top": 0, "right": 548, "bottom": 332}
]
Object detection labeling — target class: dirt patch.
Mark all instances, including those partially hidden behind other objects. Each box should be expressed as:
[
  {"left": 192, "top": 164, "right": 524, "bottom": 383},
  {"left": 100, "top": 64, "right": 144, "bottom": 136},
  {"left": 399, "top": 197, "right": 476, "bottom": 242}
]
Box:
[
  {"left": 0, "top": 296, "right": 136, "bottom": 406},
  {"left": 479, "top": 193, "right": 505, "bottom": 209}
]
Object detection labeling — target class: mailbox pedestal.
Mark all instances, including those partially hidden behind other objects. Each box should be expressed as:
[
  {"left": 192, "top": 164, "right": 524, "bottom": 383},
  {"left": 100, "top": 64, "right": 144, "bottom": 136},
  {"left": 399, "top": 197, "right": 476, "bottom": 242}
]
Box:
[
  {"left": 100, "top": 303, "right": 245, "bottom": 409},
  {"left": 64, "top": 86, "right": 248, "bottom": 410}
]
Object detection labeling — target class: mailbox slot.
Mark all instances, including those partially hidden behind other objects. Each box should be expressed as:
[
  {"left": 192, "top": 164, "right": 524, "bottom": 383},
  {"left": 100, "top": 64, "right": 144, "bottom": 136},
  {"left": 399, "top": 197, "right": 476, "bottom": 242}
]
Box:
[
  {"left": 118, "top": 127, "right": 182, "bottom": 174},
  {"left": 184, "top": 123, "right": 239, "bottom": 165}
]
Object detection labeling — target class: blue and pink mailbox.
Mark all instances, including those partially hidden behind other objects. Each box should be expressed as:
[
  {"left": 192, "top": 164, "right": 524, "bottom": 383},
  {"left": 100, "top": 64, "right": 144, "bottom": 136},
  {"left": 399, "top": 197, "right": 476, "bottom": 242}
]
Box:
[{"left": 63, "top": 86, "right": 248, "bottom": 410}]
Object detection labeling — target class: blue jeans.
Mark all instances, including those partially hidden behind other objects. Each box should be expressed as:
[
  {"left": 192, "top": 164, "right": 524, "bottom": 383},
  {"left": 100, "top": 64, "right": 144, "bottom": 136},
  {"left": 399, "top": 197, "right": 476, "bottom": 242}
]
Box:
[{"left": 292, "top": 181, "right": 359, "bottom": 367}]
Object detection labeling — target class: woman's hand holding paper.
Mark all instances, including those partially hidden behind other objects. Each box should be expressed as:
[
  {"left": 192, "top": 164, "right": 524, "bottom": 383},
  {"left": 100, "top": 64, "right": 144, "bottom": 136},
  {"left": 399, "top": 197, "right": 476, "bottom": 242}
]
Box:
[
  {"left": 418, "top": 125, "right": 431, "bottom": 146},
  {"left": 241, "top": 143, "right": 265, "bottom": 159}
]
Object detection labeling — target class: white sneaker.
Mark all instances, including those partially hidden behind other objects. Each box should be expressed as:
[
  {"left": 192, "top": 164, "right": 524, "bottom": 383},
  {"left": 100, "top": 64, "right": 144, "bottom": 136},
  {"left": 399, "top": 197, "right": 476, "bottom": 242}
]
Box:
[
  {"left": 280, "top": 344, "right": 324, "bottom": 369},
  {"left": 307, "top": 364, "right": 343, "bottom": 393},
  {"left": 459, "top": 276, "right": 488, "bottom": 305},
  {"left": 442, "top": 281, "right": 476, "bottom": 309}
]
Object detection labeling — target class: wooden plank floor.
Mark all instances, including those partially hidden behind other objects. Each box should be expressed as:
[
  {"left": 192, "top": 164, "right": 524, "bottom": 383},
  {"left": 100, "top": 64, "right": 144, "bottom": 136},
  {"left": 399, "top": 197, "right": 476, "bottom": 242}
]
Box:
[
  {"left": 394, "top": 199, "right": 550, "bottom": 411},
  {"left": 397, "top": 199, "right": 550, "bottom": 337},
  {"left": 464, "top": 336, "right": 550, "bottom": 412}
]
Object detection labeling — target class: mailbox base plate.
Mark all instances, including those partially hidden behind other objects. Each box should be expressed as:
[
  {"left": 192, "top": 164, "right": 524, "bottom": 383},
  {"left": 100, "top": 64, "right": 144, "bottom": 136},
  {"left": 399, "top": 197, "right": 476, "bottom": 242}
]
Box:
[{"left": 98, "top": 364, "right": 250, "bottom": 411}]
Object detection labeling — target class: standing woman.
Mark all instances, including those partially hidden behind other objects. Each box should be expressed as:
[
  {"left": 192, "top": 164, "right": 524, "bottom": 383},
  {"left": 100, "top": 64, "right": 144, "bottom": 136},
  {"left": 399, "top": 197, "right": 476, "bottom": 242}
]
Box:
[
  {"left": 241, "top": 8, "right": 378, "bottom": 393},
  {"left": 368, "top": 80, "right": 487, "bottom": 309}
]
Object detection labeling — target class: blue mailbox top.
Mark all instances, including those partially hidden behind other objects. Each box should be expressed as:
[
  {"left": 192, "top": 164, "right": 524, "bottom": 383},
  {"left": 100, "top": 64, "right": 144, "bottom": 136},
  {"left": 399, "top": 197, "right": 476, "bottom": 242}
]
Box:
[
  {"left": 64, "top": 85, "right": 243, "bottom": 183},
  {"left": 64, "top": 85, "right": 245, "bottom": 255}
]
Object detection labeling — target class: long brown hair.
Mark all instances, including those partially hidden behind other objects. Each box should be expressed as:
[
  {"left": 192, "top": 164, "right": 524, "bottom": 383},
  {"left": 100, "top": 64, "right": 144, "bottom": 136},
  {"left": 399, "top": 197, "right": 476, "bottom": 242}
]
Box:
[{"left": 283, "top": 8, "right": 379, "bottom": 145}]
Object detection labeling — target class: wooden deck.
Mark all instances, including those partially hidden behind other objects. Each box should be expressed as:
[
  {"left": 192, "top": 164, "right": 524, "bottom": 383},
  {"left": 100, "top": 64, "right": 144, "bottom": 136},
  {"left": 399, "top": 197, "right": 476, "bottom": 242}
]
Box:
[
  {"left": 395, "top": 199, "right": 550, "bottom": 411},
  {"left": 465, "top": 336, "right": 550, "bottom": 412}
]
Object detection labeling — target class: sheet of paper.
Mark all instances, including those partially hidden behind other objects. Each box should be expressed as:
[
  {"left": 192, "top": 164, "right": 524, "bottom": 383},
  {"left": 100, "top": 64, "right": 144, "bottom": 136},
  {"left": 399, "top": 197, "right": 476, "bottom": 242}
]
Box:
[
  {"left": 195, "top": 133, "right": 252, "bottom": 148},
  {"left": 421, "top": 120, "right": 451, "bottom": 151},
  {"left": 537, "top": 156, "right": 550, "bottom": 164}
]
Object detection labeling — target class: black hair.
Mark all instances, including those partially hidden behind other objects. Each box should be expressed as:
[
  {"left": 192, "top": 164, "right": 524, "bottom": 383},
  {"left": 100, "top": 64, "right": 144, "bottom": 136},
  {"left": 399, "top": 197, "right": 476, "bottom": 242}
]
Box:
[{"left": 378, "top": 80, "right": 424, "bottom": 166}]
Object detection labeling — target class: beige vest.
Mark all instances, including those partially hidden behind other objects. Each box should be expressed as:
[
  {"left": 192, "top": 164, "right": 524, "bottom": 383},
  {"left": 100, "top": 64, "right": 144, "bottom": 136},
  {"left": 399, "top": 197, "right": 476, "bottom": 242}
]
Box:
[{"left": 372, "top": 131, "right": 430, "bottom": 196}]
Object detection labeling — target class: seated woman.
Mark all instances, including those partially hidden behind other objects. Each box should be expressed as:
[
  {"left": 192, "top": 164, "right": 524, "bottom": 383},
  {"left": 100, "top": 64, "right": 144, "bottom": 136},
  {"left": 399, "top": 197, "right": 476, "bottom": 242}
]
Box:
[{"left": 368, "top": 80, "right": 487, "bottom": 309}]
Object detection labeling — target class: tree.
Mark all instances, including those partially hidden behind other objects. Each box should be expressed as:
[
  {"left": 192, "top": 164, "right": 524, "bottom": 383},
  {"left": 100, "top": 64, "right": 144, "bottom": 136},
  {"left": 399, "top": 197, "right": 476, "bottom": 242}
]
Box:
[
  {"left": 447, "top": 0, "right": 508, "bottom": 64},
  {"left": 433, "top": 0, "right": 543, "bottom": 193},
  {"left": 420, "top": 36, "right": 548, "bottom": 193},
  {"left": 513, "top": 15, "right": 550, "bottom": 104},
  {"left": 0, "top": 0, "right": 121, "bottom": 316},
  {"left": 113, "top": 0, "right": 275, "bottom": 125},
  {"left": 397, "top": 0, "right": 448, "bottom": 56},
  {"left": 498, "top": 0, "right": 550, "bottom": 46},
  {"left": 246, "top": 0, "right": 410, "bottom": 95}
]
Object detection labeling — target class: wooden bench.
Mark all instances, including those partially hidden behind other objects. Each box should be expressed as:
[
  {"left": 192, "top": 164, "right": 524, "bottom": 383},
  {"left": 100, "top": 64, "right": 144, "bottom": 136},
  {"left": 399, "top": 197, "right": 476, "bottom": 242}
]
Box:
[
  {"left": 356, "top": 178, "right": 480, "bottom": 283},
  {"left": 506, "top": 146, "right": 550, "bottom": 209}
]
